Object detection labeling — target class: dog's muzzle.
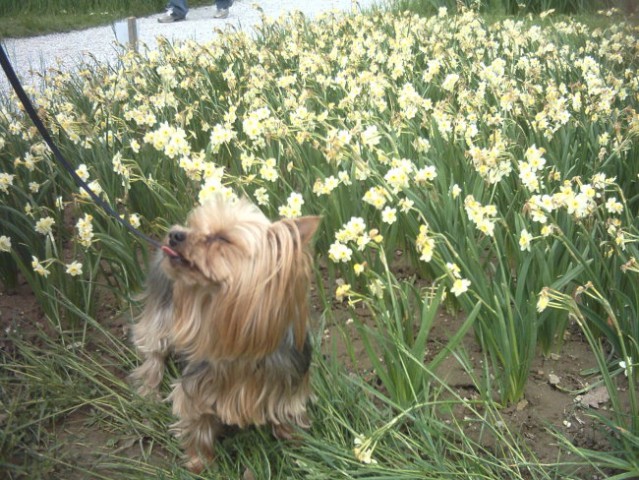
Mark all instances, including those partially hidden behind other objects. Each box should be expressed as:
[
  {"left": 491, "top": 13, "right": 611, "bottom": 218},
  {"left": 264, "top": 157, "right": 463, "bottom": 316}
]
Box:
[{"left": 162, "top": 230, "right": 187, "bottom": 261}]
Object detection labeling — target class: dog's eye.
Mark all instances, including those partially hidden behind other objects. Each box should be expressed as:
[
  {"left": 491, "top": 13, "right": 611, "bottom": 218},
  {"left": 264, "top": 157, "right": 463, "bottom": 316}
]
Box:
[{"left": 206, "top": 234, "right": 230, "bottom": 244}]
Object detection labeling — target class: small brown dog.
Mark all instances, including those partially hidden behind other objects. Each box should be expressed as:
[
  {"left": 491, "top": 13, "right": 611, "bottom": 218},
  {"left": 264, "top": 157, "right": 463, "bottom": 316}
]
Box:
[{"left": 130, "top": 195, "right": 320, "bottom": 472}]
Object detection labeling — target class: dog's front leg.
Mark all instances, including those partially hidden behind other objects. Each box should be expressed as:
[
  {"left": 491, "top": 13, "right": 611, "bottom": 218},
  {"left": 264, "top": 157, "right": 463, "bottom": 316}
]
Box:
[
  {"left": 130, "top": 252, "right": 174, "bottom": 399},
  {"left": 130, "top": 336, "right": 170, "bottom": 399},
  {"left": 170, "top": 379, "right": 222, "bottom": 473}
]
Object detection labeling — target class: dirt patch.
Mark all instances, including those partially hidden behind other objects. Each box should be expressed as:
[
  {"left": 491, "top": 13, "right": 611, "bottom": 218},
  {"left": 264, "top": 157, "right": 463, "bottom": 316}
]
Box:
[
  {"left": 0, "top": 280, "right": 47, "bottom": 352},
  {"left": 315, "top": 268, "right": 619, "bottom": 468}
]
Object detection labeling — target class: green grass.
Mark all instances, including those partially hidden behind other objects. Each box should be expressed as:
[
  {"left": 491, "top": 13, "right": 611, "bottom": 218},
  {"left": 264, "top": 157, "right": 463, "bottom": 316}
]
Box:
[
  {"left": 0, "top": 0, "right": 211, "bottom": 38},
  {"left": 0, "top": 316, "right": 595, "bottom": 479},
  {"left": 0, "top": 0, "right": 634, "bottom": 38}
]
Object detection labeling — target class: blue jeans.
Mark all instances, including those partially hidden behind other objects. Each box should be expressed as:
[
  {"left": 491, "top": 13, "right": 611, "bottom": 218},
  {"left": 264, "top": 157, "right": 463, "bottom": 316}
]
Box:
[
  {"left": 166, "top": 0, "right": 232, "bottom": 17},
  {"left": 167, "top": 0, "right": 188, "bottom": 18}
]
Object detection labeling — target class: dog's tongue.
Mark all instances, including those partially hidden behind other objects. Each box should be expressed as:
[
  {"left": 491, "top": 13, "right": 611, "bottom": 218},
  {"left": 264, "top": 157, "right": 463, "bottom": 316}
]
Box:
[{"left": 161, "top": 245, "right": 180, "bottom": 258}]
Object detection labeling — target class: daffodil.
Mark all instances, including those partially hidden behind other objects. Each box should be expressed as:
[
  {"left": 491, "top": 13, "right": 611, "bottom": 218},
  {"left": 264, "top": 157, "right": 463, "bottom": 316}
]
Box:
[
  {"left": 35, "top": 217, "right": 55, "bottom": 236},
  {"left": 619, "top": 358, "right": 633, "bottom": 377},
  {"left": 328, "top": 242, "right": 353, "bottom": 263},
  {"left": 416, "top": 225, "right": 435, "bottom": 262},
  {"left": 605, "top": 197, "right": 624, "bottom": 214},
  {"left": 254, "top": 187, "right": 269, "bottom": 206},
  {"left": 75, "top": 164, "right": 90, "bottom": 182},
  {"left": 537, "top": 288, "right": 550, "bottom": 312},
  {"left": 353, "top": 263, "right": 366, "bottom": 276},
  {"left": 0, "top": 235, "right": 11, "bottom": 252},
  {"left": 353, "top": 436, "right": 378, "bottom": 464},
  {"left": 446, "top": 262, "right": 461, "bottom": 278},
  {"left": 363, "top": 186, "right": 389, "bottom": 210},
  {"left": 31, "top": 256, "right": 51, "bottom": 278},
  {"left": 451, "top": 278, "right": 471, "bottom": 297},
  {"left": 335, "top": 283, "right": 352, "bottom": 302},
  {"left": 0, "top": 172, "right": 16, "bottom": 194},
  {"left": 76, "top": 214, "right": 95, "bottom": 248},
  {"left": 65, "top": 261, "right": 83, "bottom": 277},
  {"left": 519, "top": 229, "right": 533, "bottom": 252},
  {"left": 279, "top": 192, "right": 304, "bottom": 219},
  {"left": 381, "top": 207, "right": 397, "bottom": 225}
]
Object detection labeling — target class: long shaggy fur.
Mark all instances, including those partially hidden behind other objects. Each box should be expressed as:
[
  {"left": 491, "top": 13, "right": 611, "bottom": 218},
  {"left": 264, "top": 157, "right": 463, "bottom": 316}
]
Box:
[{"left": 130, "top": 195, "right": 320, "bottom": 471}]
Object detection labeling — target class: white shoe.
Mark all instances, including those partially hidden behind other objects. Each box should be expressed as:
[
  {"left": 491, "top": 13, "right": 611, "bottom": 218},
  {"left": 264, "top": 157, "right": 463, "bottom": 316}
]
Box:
[
  {"left": 158, "top": 9, "right": 185, "bottom": 23},
  {"left": 213, "top": 8, "right": 229, "bottom": 19}
]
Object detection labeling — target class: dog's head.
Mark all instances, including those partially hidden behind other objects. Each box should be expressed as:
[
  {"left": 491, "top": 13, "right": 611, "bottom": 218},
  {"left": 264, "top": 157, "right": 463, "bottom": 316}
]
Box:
[
  {"left": 161, "top": 195, "right": 320, "bottom": 360},
  {"left": 162, "top": 195, "right": 268, "bottom": 285}
]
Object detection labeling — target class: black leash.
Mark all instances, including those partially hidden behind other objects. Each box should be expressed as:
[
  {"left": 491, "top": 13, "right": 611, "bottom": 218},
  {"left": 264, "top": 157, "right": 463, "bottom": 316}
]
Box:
[{"left": 0, "top": 45, "right": 162, "bottom": 250}]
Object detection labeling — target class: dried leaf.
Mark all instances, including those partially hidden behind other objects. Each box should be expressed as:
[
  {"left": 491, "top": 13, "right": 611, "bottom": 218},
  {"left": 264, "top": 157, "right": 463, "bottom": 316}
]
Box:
[{"left": 579, "top": 386, "right": 610, "bottom": 409}]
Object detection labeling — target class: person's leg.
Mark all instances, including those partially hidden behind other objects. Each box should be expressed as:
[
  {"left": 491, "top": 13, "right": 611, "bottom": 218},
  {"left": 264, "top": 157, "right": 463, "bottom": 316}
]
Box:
[
  {"left": 213, "top": 0, "right": 232, "bottom": 18},
  {"left": 215, "top": 0, "right": 232, "bottom": 9},
  {"left": 159, "top": 0, "right": 188, "bottom": 22},
  {"left": 171, "top": 0, "right": 189, "bottom": 18}
]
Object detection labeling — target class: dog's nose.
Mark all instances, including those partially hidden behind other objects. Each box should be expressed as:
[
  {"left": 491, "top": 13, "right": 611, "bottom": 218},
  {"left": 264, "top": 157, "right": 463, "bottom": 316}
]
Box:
[{"left": 169, "top": 230, "right": 186, "bottom": 247}]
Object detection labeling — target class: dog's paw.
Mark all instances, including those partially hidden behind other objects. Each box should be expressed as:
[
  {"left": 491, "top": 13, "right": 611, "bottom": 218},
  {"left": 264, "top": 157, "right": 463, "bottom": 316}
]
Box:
[
  {"left": 272, "top": 423, "right": 301, "bottom": 442},
  {"left": 185, "top": 452, "right": 214, "bottom": 473},
  {"left": 135, "top": 384, "right": 162, "bottom": 401},
  {"left": 185, "top": 456, "right": 205, "bottom": 474}
]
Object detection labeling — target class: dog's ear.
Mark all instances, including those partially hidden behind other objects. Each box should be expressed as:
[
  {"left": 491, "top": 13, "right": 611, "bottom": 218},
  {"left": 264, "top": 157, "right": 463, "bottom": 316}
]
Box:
[
  {"left": 270, "top": 216, "right": 321, "bottom": 251},
  {"left": 291, "top": 216, "right": 321, "bottom": 246}
]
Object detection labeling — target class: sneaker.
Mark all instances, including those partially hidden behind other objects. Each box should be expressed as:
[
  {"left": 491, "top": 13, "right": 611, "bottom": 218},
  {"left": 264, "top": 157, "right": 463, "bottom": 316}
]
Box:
[
  {"left": 158, "top": 9, "right": 185, "bottom": 23},
  {"left": 213, "top": 8, "right": 229, "bottom": 19}
]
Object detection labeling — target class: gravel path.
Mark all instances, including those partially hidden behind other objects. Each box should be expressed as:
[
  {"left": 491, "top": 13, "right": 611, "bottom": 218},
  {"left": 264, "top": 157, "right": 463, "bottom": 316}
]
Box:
[{"left": 1, "top": 0, "right": 382, "bottom": 92}]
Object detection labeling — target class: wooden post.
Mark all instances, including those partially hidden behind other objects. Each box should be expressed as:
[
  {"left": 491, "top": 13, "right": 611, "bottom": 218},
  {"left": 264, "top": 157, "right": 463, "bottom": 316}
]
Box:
[{"left": 127, "top": 17, "right": 138, "bottom": 52}]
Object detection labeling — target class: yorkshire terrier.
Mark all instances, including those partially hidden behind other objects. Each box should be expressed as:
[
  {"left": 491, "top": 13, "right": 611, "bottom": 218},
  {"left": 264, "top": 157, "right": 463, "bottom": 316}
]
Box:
[{"left": 130, "top": 195, "right": 320, "bottom": 472}]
